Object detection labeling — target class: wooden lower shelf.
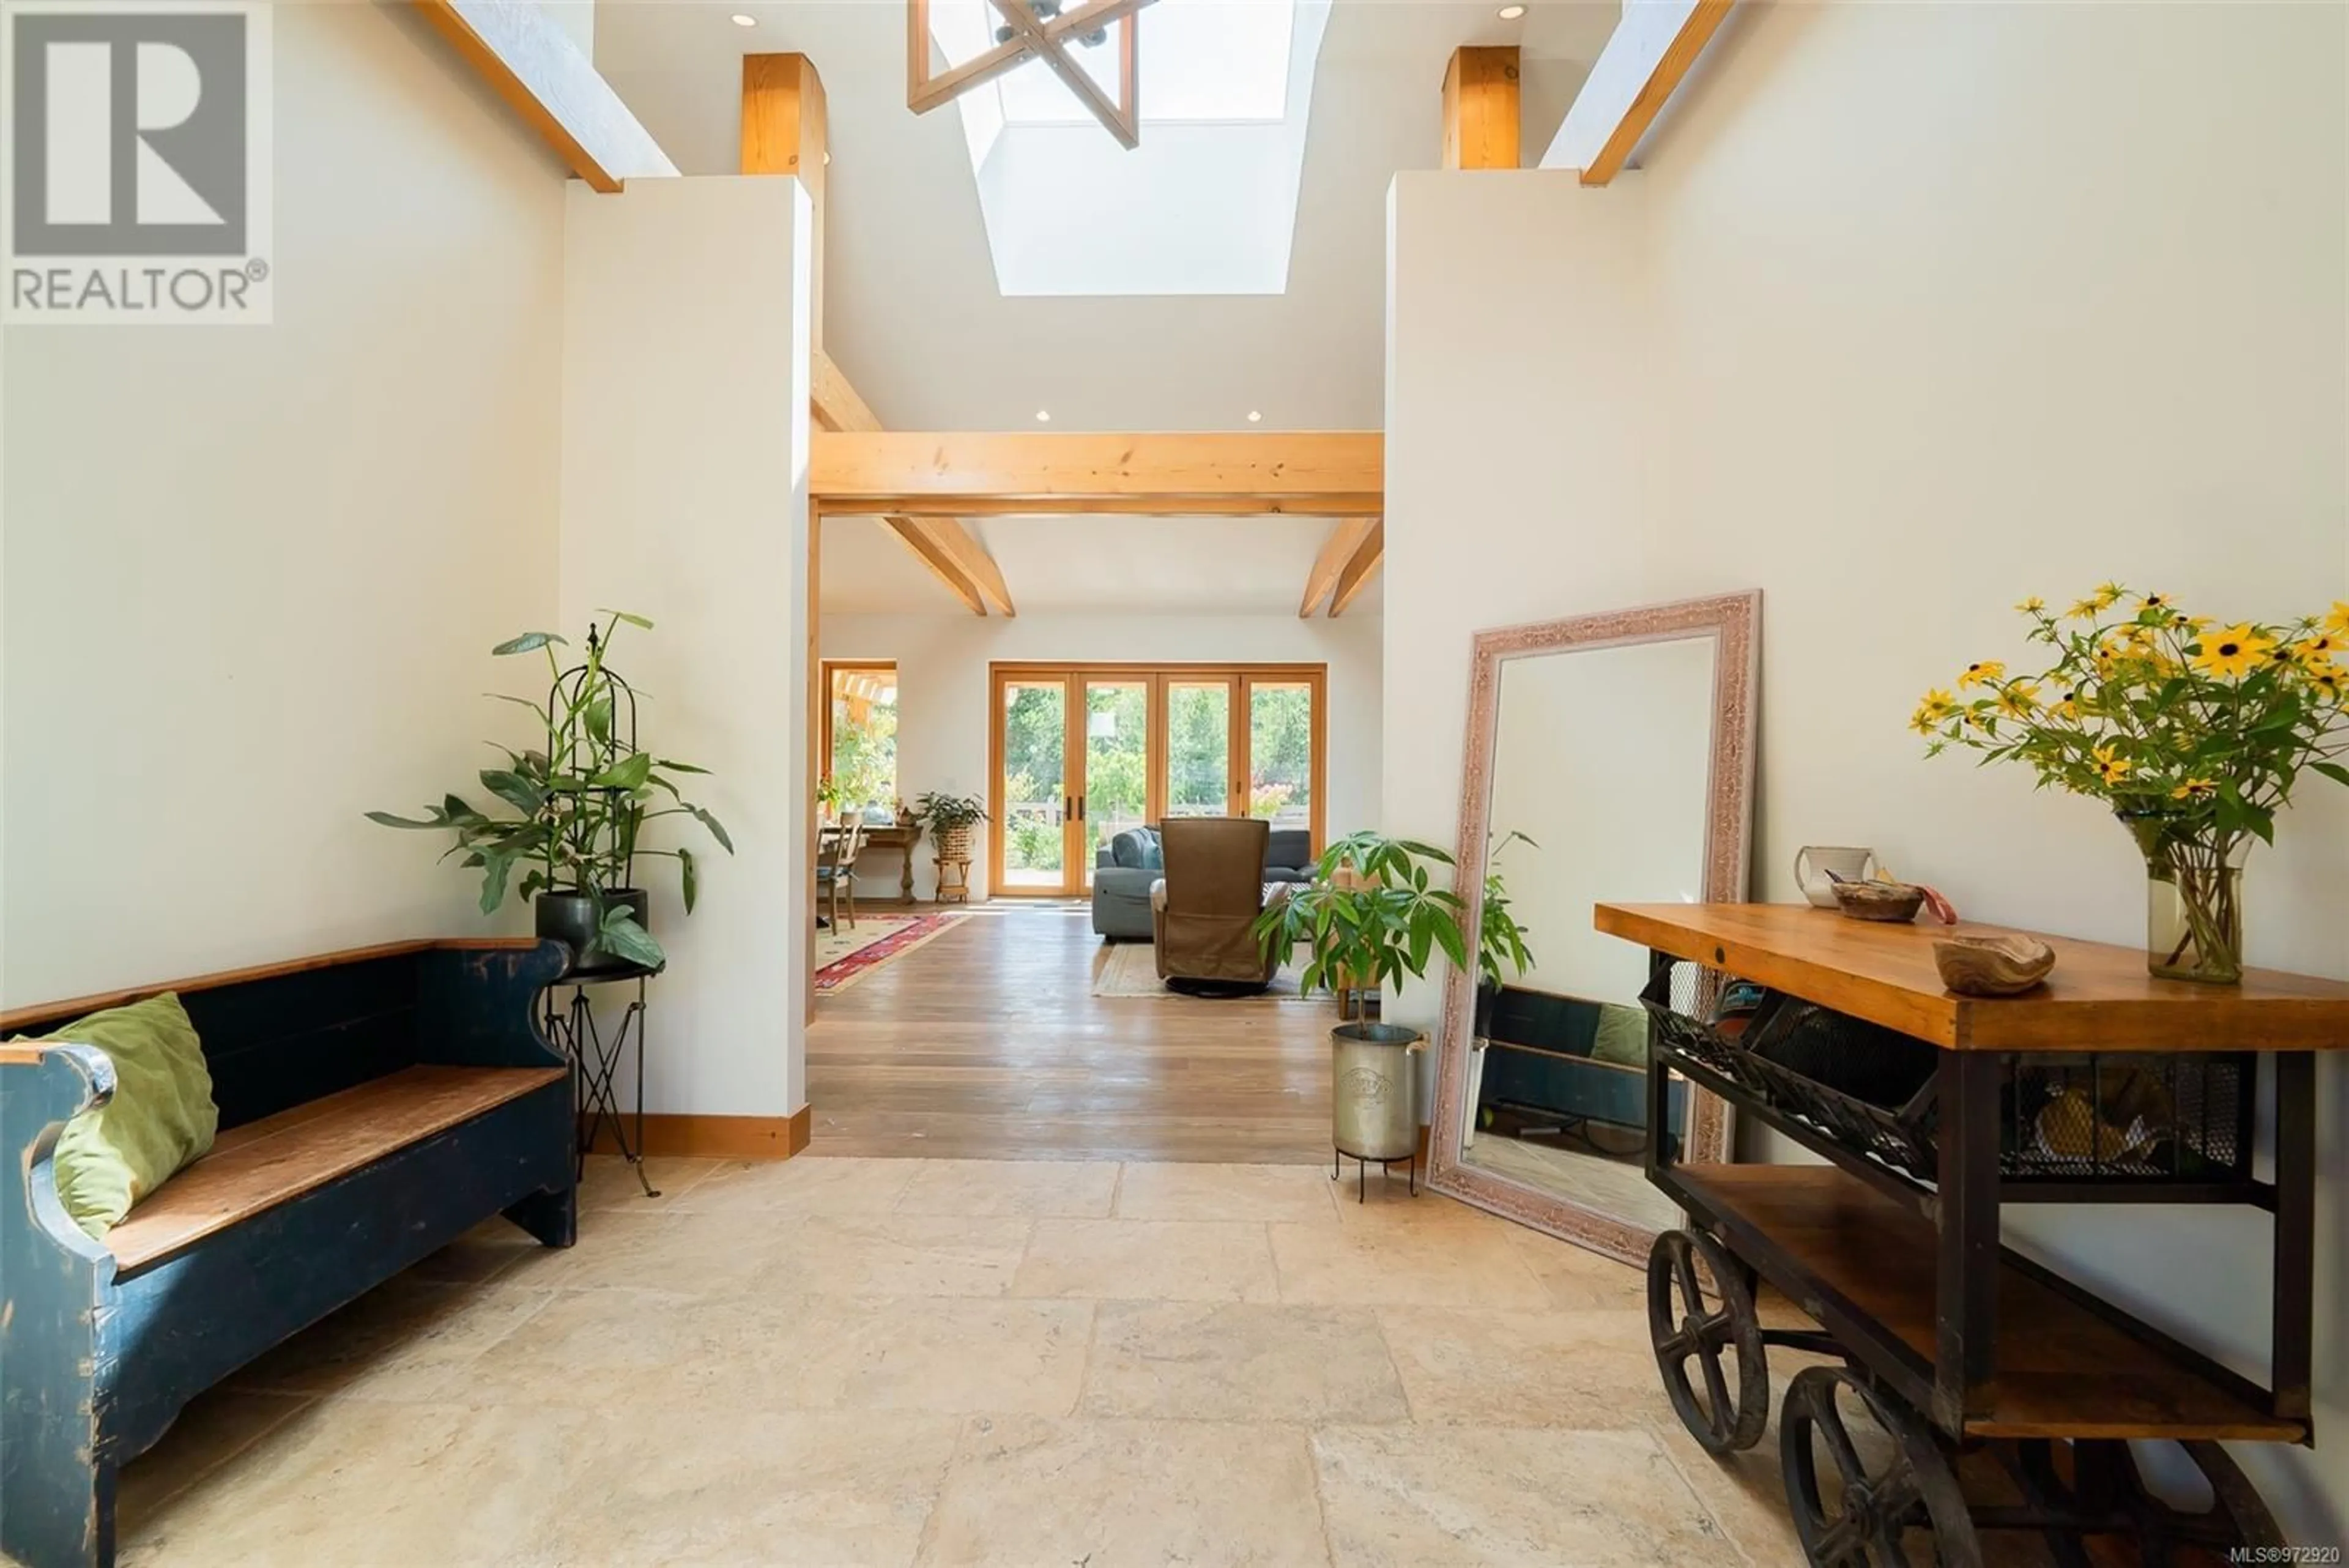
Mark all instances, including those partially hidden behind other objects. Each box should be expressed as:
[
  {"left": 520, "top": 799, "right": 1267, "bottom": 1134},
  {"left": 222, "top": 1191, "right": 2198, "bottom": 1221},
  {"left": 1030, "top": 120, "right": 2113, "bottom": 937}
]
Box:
[{"left": 1672, "top": 1162, "right": 2299, "bottom": 1441}]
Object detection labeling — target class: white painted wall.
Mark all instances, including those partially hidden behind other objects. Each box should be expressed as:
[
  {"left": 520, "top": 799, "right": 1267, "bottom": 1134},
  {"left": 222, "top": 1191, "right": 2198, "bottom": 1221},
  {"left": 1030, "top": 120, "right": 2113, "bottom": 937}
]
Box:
[
  {"left": 561, "top": 177, "right": 813, "bottom": 1117},
  {"left": 820, "top": 611, "right": 1383, "bottom": 900},
  {"left": 1386, "top": 2, "right": 2347, "bottom": 1534},
  {"left": 2, "top": 4, "right": 565, "bottom": 1002}
]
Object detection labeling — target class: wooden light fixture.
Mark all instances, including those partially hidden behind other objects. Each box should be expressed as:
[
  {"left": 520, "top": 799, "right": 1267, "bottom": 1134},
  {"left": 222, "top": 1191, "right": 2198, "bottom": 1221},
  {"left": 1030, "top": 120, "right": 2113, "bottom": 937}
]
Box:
[{"left": 907, "top": 0, "right": 1157, "bottom": 148}]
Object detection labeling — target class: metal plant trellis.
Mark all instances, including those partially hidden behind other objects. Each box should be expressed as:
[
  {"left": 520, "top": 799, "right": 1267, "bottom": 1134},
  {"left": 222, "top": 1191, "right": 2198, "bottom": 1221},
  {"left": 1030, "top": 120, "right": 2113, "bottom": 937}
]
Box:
[{"left": 906, "top": 0, "right": 1160, "bottom": 149}]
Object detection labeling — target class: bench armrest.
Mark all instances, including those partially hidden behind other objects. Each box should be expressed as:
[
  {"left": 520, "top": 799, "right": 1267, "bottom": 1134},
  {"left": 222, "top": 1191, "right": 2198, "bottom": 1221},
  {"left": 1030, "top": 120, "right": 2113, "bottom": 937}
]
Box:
[
  {"left": 1, "top": 1042, "right": 117, "bottom": 1567},
  {"left": 413, "top": 940, "right": 572, "bottom": 1070}
]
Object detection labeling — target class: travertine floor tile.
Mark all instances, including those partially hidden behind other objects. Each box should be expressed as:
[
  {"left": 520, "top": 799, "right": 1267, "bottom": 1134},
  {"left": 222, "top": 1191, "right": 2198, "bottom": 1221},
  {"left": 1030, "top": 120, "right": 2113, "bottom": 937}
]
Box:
[
  {"left": 789, "top": 1295, "right": 1094, "bottom": 1415},
  {"left": 1504, "top": 1225, "right": 1649, "bottom": 1311},
  {"left": 916, "top": 1415, "right": 1330, "bottom": 1567},
  {"left": 116, "top": 1388, "right": 314, "bottom": 1523},
  {"left": 224, "top": 1279, "right": 554, "bottom": 1403},
  {"left": 1645, "top": 1414, "right": 1806, "bottom": 1568},
  {"left": 514, "top": 1406, "right": 961, "bottom": 1568},
  {"left": 780, "top": 1213, "right": 1036, "bottom": 1296},
  {"left": 1112, "top": 1161, "right": 1341, "bottom": 1223},
  {"left": 457, "top": 1286, "right": 798, "bottom": 1411},
  {"left": 119, "top": 1401, "right": 589, "bottom": 1567},
  {"left": 674, "top": 1153, "right": 920, "bottom": 1215},
  {"left": 500, "top": 1208, "right": 793, "bottom": 1294},
  {"left": 892, "top": 1157, "right": 1121, "bottom": 1217},
  {"left": 1012, "top": 1219, "right": 1278, "bottom": 1302},
  {"left": 1270, "top": 1213, "right": 1550, "bottom": 1308},
  {"left": 1377, "top": 1305, "right": 1658, "bottom": 1426},
  {"left": 1313, "top": 1423, "right": 1733, "bottom": 1567},
  {"left": 1080, "top": 1299, "right": 1406, "bottom": 1423},
  {"left": 576, "top": 1153, "right": 722, "bottom": 1212}
]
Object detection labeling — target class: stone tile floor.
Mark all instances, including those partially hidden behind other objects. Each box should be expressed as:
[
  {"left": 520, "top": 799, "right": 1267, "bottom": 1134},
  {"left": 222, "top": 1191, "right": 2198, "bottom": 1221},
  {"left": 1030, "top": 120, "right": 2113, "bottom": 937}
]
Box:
[{"left": 115, "top": 1154, "right": 1932, "bottom": 1566}]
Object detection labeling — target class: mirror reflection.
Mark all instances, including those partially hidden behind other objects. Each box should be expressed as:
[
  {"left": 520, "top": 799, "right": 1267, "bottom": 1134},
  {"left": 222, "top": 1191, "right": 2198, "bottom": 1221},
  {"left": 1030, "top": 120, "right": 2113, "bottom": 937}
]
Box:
[{"left": 1458, "top": 635, "right": 1723, "bottom": 1233}]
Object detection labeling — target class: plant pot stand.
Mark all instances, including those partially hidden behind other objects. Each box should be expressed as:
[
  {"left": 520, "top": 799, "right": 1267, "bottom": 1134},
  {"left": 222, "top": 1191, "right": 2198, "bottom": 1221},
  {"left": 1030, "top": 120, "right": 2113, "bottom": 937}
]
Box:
[
  {"left": 935, "top": 856, "right": 973, "bottom": 904},
  {"left": 541, "top": 961, "right": 660, "bottom": 1199}
]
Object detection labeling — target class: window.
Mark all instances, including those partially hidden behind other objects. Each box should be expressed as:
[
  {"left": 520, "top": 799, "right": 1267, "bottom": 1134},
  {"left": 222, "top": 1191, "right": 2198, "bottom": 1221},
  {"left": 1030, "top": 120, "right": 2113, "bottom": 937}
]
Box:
[
  {"left": 822, "top": 661, "right": 898, "bottom": 823},
  {"left": 988, "top": 663, "right": 1325, "bottom": 896}
]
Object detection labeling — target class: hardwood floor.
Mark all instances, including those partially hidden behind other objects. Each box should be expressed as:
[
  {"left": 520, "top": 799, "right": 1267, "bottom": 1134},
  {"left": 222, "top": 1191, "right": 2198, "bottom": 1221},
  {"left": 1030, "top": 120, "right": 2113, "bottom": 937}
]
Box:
[{"left": 807, "top": 906, "right": 1335, "bottom": 1162}]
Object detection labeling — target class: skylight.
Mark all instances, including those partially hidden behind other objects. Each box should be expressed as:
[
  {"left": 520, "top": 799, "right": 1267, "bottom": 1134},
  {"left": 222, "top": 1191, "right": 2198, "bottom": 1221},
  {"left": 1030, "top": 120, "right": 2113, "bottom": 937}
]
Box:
[
  {"left": 930, "top": 0, "right": 1296, "bottom": 129},
  {"left": 932, "top": 0, "right": 1332, "bottom": 296}
]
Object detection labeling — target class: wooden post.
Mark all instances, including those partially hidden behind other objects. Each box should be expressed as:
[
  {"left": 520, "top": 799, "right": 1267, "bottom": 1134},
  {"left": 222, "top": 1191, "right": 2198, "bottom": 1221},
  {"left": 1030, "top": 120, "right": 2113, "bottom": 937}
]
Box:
[
  {"left": 1933, "top": 1049, "right": 2000, "bottom": 1430},
  {"left": 1441, "top": 46, "right": 1520, "bottom": 171}
]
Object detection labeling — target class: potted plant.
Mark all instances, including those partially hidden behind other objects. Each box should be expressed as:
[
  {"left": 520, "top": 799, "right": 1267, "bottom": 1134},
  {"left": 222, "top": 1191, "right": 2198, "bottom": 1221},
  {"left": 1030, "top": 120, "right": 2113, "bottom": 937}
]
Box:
[
  {"left": 912, "top": 790, "right": 989, "bottom": 861},
  {"left": 1475, "top": 830, "right": 1538, "bottom": 1037},
  {"left": 1918, "top": 588, "right": 2348, "bottom": 983},
  {"left": 368, "top": 612, "right": 733, "bottom": 973},
  {"left": 1253, "top": 831, "right": 1469, "bottom": 1167},
  {"left": 815, "top": 775, "right": 844, "bottom": 826}
]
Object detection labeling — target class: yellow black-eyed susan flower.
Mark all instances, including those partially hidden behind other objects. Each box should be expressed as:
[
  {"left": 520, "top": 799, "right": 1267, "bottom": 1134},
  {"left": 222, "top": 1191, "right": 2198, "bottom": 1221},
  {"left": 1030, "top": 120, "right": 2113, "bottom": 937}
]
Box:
[
  {"left": 2066, "top": 597, "right": 2102, "bottom": 620},
  {"left": 2293, "top": 633, "right": 2340, "bottom": 666},
  {"left": 1957, "top": 660, "right": 2005, "bottom": 689},
  {"left": 2015, "top": 596, "right": 2046, "bottom": 615},
  {"left": 2192, "top": 624, "right": 2275, "bottom": 680},
  {"left": 1909, "top": 689, "right": 1958, "bottom": 735},
  {"left": 2325, "top": 601, "right": 2349, "bottom": 637},
  {"left": 2093, "top": 581, "right": 2125, "bottom": 609},
  {"left": 2092, "top": 745, "right": 2131, "bottom": 785},
  {"left": 2171, "top": 777, "right": 2218, "bottom": 801},
  {"left": 1995, "top": 682, "right": 2039, "bottom": 719}
]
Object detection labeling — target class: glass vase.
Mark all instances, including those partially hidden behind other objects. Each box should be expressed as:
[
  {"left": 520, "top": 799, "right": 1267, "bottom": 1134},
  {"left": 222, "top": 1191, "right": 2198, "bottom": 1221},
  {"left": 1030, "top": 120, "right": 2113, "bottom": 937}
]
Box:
[{"left": 2122, "top": 813, "right": 2249, "bottom": 985}]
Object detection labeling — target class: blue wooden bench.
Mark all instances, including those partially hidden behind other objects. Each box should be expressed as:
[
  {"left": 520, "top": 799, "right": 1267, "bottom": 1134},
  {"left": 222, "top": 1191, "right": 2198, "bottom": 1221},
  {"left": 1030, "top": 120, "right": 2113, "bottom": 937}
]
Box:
[{"left": 0, "top": 938, "right": 576, "bottom": 1568}]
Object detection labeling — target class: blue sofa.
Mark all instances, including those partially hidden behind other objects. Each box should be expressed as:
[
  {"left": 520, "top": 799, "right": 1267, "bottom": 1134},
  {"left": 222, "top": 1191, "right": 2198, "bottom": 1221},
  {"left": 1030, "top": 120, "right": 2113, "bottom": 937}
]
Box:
[{"left": 1092, "top": 824, "right": 1313, "bottom": 939}]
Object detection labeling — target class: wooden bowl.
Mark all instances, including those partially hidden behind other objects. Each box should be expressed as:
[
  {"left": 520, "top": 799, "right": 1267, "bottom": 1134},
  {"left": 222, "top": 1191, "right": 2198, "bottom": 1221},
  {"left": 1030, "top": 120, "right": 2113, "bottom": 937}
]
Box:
[
  {"left": 1934, "top": 934, "right": 2057, "bottom": 997},
  {"left": 1830, "top": 880, "right": 1926, "bottom": 923}
]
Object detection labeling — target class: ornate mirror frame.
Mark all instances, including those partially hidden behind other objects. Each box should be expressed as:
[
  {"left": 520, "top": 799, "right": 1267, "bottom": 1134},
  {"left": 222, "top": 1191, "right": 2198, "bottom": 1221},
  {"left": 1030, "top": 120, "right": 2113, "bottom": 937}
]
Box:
[{"left": 1427, "top": 590, "right": 1761, "bottom": 1264}]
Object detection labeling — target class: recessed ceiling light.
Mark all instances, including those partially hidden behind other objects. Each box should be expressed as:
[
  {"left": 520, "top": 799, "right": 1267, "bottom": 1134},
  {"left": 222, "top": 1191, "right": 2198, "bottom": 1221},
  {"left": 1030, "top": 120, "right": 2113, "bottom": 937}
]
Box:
[
  {"left": 730, "top": 12, "right": 757, "bottom": 26},
  {"left": 1247, "top": 411, "right": 1263, "bottom": 423},
  {"left": 1036, "top": 410, "right": 1052, "bottom": 423},
  {"left": 1497, "top": 4, "right": 1526, "bottom": 17}
]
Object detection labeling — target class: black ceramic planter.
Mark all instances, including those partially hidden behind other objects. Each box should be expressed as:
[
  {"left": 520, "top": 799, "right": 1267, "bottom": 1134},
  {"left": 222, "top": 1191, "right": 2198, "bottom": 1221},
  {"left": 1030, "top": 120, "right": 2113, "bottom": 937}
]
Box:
[{"left": 535, "top": 888, "right": 650, "bottom": 976}]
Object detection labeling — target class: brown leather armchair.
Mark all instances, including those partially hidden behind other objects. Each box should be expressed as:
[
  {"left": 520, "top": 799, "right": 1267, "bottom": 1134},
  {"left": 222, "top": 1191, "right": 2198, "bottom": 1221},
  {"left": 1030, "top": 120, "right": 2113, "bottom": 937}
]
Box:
[{"left": 1151, "top": 817, "right": 1286, "bottom": 992}]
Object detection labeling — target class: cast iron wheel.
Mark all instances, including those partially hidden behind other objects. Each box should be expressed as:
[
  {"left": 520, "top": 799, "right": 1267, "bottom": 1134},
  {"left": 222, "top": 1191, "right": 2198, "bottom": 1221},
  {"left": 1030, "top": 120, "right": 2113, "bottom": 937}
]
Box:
[
  {"left": 1780, "top": 1366, "right": 1982, "bottom": 1568},
  {"left": 1646, "top": 1227, "right": 1769, "bottom": 1454},
  {"left": 2039, "top": 1439, "right": 2285, "bottom": 1566}
]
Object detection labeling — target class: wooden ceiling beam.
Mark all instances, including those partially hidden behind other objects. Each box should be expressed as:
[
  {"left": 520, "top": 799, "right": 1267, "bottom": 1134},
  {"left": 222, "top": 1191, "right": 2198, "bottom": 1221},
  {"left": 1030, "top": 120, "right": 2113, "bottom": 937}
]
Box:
[
  {"left": 1541, "top": 0, "right": 1735, "bottom": 185},
  {"left": 410, "top": 0, "right": 676, "bottom": 193},
  {"left": 1327, "top": 521, "right": 1386, "bottom": 617},
  {"left": 740, "top": 54, "right": 826, "bottom": 345},
  {"left": 811, "top": 431, "right": 1384, "bottom": 517},
  {"left": 1441, "top": 46, "right": 1520, "bottom": 171},
  {"left": 985, "top": 0, "right": 1137, "bottom": 149},
  {"left": 908, "top": 0, "right": 1158, "bottom": 114},
  {"left": 1299, "top": 518, "right": 1379, "bottom": 618},
  {"left": 883, "top": 519, "right": 989, "bottom": 615}
]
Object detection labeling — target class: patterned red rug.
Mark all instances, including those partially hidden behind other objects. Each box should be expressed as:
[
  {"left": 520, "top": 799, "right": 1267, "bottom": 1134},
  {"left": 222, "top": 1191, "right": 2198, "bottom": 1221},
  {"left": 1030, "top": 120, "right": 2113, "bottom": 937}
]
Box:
[{"left": 814, "top": 912, "right": 969, "bottom": 994}]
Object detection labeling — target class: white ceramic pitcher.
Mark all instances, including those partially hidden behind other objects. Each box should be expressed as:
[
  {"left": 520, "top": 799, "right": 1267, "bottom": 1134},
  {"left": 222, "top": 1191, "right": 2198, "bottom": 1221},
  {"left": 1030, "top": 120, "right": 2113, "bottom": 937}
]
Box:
[{"left": 1794, "top": 845, "right": 1879, "bottom": 908}]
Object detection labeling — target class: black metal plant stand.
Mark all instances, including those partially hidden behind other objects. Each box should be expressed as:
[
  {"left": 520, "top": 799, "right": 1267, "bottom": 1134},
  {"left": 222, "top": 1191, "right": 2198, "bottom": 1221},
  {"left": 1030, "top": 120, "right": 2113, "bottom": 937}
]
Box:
[
  {"left": 542, "top": 962, "right": 659, "bottom": 1198},
  {"left": 1332, "top": 1147, "right": 1419, "bottom": 1201}
]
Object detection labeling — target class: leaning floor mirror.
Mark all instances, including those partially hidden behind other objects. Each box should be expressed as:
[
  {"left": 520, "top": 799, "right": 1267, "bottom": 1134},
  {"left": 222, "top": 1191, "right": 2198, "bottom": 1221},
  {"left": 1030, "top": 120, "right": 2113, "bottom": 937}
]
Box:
[{"left": 1428, "top": 591, "right": 1760, "bottom": 1263}]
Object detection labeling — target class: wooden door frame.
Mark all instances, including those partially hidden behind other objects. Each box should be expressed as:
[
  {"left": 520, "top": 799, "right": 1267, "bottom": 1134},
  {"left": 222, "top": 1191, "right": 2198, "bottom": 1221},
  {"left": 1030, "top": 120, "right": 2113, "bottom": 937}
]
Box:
[
  {"left": 818, "top": 659, "right": 899, "bottom": 807},
  {"left": 987, "top": 660, "right": 1329, "bottom": 899}
]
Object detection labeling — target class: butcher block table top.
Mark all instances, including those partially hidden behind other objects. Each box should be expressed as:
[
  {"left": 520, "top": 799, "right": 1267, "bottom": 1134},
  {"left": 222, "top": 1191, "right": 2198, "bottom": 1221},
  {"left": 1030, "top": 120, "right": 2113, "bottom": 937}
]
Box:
[{"left": 1594, "top": 902, "right": 2349, "bottom": 1053}]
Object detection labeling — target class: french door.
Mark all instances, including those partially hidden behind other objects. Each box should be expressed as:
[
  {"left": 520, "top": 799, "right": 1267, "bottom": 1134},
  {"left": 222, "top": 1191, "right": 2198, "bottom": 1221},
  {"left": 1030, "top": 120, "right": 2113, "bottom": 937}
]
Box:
[{"left": 989, "top": 664, "right": 1326, "bottom": 897}]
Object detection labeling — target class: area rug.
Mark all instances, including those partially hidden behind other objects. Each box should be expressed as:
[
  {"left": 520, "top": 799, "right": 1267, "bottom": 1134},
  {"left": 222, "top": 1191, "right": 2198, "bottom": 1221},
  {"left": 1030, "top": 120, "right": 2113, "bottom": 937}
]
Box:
[
  {"left": 1093, "top": 938, "right": 1326, "bottom": 1003},
  {"left": 815, "top": 912, "right": 968, "bottom": 994}
]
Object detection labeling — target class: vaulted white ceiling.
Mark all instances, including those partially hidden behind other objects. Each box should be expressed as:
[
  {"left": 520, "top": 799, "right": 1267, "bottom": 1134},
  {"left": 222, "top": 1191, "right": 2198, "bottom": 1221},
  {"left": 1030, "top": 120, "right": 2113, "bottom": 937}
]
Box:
[{"left": 593, "top": 0, "right": 1616, "bottom": 612}]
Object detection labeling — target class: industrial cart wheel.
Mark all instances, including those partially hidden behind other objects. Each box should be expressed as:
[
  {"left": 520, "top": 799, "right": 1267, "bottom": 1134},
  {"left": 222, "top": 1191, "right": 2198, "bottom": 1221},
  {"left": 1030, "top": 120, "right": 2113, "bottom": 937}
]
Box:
[
  {"left": 1780, "top": 1366, "right": 1982, "bottom": 1568},
  {"left": 1646, "top": 1227, "right": 1769, "bottom": 1454},
  {"left": 2011, "top": 1438, "right": 2284, "bottom": 1564}
]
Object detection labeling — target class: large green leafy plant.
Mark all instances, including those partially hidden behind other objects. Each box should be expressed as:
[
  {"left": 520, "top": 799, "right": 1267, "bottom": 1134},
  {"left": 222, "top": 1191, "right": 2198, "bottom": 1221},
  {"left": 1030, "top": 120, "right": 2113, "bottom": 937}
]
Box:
[
  {"left": 1478, "top": 830, "right": 1538, "bottom": 989},
  {"left": 1253, "top": 831, "right": 1469, "bottom": 1022},
  {"left": 368, "top": 612, "right": 732, "bottom": 969}
]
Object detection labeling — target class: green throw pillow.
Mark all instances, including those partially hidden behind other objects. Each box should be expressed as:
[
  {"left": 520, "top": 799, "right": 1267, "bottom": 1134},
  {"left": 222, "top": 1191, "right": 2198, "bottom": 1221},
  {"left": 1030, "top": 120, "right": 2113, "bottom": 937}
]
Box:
[
  {"left": 31, "top": 993, "right": 219, "bottom": 1238},
  {"left": 1589, "top": 1003, "right": 1652, "bottom": 1069}
]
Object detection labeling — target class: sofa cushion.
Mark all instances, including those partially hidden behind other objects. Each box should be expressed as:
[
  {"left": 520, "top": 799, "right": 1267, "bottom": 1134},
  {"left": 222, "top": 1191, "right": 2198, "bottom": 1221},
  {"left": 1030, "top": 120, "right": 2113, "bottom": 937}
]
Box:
[
  {"left": 1109, "top": 827, "right": 1163, "bottom": 870},
  {"left": 31, "top": 993, "right": 220, "bottom": 1238},
  {"left": 1263, "top": 828, "right": 1313, "bottom": 874}
]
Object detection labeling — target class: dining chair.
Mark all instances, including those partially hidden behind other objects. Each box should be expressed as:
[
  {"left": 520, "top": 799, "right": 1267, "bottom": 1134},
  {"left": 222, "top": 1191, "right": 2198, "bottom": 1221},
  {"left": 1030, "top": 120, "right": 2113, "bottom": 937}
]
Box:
[{"left": 816, "top": 819, "right": 866, "bottom": 930}]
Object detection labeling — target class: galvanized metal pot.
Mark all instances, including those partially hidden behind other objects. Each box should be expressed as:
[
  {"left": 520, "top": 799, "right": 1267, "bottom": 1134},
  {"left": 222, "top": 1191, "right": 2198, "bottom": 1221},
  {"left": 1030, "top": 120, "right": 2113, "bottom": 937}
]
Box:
[{"left": 1331, "top": 1022, "right": 1422, "bottom": 1161}]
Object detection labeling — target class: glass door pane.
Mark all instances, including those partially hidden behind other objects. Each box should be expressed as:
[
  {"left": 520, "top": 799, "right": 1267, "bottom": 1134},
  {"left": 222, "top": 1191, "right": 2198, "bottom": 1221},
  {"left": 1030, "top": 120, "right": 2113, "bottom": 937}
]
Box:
[
  {"left": 1165, "top": 678, "right": 1234, "bottom": 819},
  {"left": 1082, "top": 679, "right": 1151, "bottom": 883},
  {"left": 999, "top": 678, "right": 1068, "bottom": 890},
  {"left": 1245, "top": 678, "right": 1314, "bottom": 834}
]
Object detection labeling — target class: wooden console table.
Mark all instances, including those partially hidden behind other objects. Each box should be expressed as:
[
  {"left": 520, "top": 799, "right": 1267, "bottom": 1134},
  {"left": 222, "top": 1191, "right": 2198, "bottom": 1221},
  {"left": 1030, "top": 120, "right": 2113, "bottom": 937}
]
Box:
[{"left": 859, "top": 821, "right": 922, "bottom": 904}]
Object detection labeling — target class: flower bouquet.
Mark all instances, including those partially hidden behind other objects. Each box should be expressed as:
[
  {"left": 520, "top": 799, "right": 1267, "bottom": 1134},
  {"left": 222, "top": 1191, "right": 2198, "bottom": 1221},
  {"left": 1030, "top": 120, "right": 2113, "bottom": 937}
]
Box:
[{"left": 1915, "top": 587, "right": 2348, "bottom": 983}]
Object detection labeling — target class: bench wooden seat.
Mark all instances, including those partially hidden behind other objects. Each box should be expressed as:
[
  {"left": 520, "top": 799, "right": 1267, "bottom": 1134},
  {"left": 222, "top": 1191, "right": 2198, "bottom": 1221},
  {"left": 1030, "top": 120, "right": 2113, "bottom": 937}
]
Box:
[
  {"left": 1, "top": 940, "right": 577, "bottom": 1568},
  {"left": 106, "top": 1064, "right": 569, "bottom": 1273}
]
